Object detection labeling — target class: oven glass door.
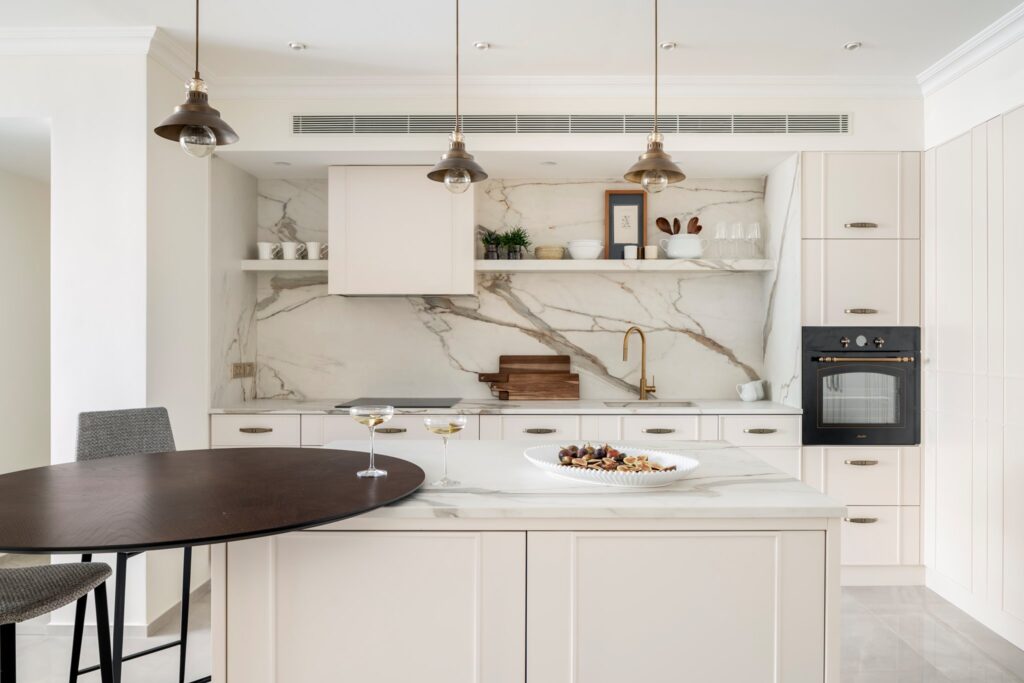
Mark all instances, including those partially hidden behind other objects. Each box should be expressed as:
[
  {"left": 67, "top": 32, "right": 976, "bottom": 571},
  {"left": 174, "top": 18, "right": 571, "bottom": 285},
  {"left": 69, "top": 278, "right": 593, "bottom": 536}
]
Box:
[{"left": 820, "top": 369, "right": 901, "bottom": 426}]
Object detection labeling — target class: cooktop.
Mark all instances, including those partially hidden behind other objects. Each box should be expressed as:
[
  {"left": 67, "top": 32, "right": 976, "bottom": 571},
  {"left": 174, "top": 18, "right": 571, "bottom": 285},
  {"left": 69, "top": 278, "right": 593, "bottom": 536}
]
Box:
[{"left": 334, "top": 397, "right": 461, "bottom": 409}]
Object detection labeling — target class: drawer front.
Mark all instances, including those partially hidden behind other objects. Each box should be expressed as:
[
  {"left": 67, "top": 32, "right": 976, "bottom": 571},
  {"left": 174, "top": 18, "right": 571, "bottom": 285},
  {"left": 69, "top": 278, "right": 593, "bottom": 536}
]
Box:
[
  {"left": 745, "top": 447, "right": 802, "bottom": 479},
  {"left": 317, "top": 414, "right": 479, "bottom": 443},
  {"left": 824, "top": 448, "right": 919, "bottom": 506},
  {"left": 497, "top": 416, "right": 580, "bottom": 440},
  {"left": 210, "top": 415, "right": 301, "bottom": 447},
  {"left": 720, "top": 415, "right": 801, "bottom": 447},
  {"left": 620, "top": 416, "right": 699, "bottom": 441},
  {"left": 841, "top": 506, "right": 920, "bottom": 566}
]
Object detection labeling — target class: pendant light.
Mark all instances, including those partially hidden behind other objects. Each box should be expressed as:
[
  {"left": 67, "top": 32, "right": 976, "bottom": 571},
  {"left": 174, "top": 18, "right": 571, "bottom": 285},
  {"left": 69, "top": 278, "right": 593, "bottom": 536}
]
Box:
[
  {"left": 427, "top": 0, "right": 487, "bottom": 193},
  {"left": 154, "top": 0, "right": 238, "bottom": 158},
  {"left": 624, "top": 0, "right": 685, "bottom": 193}
]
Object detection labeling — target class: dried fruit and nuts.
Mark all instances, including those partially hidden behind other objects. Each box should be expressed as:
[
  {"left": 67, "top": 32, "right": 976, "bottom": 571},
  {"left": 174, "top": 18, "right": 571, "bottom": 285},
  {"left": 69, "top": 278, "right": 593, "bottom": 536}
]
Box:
[{"left": 557, "top": 443, "right": 676, "bottom": 473}]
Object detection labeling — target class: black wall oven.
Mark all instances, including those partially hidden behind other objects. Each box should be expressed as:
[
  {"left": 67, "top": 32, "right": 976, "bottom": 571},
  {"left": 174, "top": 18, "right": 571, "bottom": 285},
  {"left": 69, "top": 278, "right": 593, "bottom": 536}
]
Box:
[{"left": 802, "top": 327, "right": 920, "bottom": 446}]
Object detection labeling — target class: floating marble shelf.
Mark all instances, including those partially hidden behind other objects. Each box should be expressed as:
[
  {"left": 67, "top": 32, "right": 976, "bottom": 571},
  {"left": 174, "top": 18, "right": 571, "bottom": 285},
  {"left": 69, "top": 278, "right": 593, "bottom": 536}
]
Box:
[
  {"left": 241, "top": 260, "right": 328, "bottom": 272},
  {"left": 473, "top": 258, "right": 775, "bottom": 273}
]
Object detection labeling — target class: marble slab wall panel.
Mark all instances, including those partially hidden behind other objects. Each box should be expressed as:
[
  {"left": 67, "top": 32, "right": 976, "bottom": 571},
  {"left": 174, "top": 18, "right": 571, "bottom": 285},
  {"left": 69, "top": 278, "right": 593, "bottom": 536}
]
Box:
[
  {"left": 249, "top": 177, "right": 771, "bottom": 401},
  {"left": 761, "top": 155, "right": 802, "bottom": 408}
]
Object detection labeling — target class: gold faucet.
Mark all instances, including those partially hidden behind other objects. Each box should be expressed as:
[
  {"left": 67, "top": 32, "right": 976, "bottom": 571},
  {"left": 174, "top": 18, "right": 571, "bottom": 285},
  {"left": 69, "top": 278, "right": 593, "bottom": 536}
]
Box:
[{"left": 623, "top": 326, "right": 656, "bottom": 400}]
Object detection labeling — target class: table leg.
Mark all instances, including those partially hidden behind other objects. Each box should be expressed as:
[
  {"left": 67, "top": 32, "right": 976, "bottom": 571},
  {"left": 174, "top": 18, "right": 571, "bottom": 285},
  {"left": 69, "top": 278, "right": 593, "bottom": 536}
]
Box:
[
  {"left": 111, "top": 553, "right": 127, "bottom": 683},
  {"left": 178, "top": 547, "right": 192, "bottom": 683}
]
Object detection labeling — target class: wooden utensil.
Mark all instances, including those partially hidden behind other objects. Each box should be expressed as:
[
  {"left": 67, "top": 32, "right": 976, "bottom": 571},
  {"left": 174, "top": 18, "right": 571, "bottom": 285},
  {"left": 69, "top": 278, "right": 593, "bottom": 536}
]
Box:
[{"left": 656, "top": 217, "right": 674, "bottom": 235}]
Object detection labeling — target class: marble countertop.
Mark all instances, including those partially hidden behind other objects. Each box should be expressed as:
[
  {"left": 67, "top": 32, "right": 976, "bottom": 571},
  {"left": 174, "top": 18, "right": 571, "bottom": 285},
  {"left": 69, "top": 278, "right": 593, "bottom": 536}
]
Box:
[
  {"left": 210, "top": 398, "right": 802, "bottom": 416},
  {"left": 323, "top": 440, "right": 842, "bottom": 520}
]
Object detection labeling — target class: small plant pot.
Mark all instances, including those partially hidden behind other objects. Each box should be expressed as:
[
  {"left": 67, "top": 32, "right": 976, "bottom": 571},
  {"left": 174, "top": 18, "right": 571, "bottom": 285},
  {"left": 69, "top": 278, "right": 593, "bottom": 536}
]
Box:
[
  {"left": 484, "top": 245, "right": 499, "bottom": 260},
  {"left": 506, "top": 246, "right": 523, "bottom": 260}
]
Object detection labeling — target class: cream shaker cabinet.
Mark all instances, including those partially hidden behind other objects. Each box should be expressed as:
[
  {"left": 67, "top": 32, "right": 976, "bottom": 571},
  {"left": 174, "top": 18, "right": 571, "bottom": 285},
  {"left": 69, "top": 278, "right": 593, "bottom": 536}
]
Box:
[{"left": 327, "top": 166, "right": 475, "bottom": 295}]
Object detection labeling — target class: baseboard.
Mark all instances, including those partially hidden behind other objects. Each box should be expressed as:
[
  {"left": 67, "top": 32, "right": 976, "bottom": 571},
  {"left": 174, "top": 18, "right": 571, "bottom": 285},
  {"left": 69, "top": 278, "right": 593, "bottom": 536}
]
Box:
[
  {"left": 842, "top": 565, "right": 925, "bottom": 586},
  {"left": 926, "top": 569, "right": 1024, "bottom": 651},
  {"left": 146, "top": 579, "right": 210, "bottom": 637}
]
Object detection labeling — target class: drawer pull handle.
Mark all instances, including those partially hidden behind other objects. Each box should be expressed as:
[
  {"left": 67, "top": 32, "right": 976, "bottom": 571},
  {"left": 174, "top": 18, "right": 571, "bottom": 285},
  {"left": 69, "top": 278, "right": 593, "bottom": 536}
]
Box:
[
  {"left": 844, "top": 308, "right": 879, "bottom": 315},
  {"left": 239, "top": 427, "right": 273, "bottom": 434},
  {"left": 375, "top": 427, "right": 407, "bottom": 434},
  {"left": 844, "top": 517, "right": 879, "bottom": 524},
  {"left": 524, "top": 428, "right": 557, "bottom": 435},
  {"left": 844, "top": 222, "right": 879, "bottom": 229},
  {"left": 643, "top": 428, "right": 676, "bottom": 434},
  {"left": 743, "top": 428, "right": 777, "bottom": 435},
  {"left": 844, "top": 459, "right": 879, "bottom": 466}
]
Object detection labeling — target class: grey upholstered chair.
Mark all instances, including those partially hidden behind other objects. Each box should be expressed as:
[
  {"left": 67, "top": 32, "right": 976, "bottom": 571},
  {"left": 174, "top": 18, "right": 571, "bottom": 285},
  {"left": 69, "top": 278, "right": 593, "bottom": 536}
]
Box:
[
  {"left": 70, "top": 408, "right": 191, "bottom": 683},
  {"left": 1, "top": 563, "right": 114, "bottom": 683}
]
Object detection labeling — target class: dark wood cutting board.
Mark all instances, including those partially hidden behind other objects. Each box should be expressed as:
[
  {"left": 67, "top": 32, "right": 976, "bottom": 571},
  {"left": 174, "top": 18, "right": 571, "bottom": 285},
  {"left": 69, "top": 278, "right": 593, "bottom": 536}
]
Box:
[
  {"left": 477, "top": 355, "right": 579, "bottom": 400},
  {"left": 498, "top": 355, "right": 571, "bottom": 374}
]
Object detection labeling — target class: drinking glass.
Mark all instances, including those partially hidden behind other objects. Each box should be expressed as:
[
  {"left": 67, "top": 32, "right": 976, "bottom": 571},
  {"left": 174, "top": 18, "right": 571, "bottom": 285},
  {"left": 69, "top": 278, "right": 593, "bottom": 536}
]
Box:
[
  {"left": 729, "top": 222, "right": 746, "bottom": 258},
  {"left": 423, "top": 415, "right": 467, "bottom": 487},
  {"left": 712, "top": 222, "right": 729, "bottom": 258},
  {"left": 746, "top": 222, "right": 763, "bottom": 258},
  {"left": 349, "top": 405, "right": 395, "bottom": 478}
]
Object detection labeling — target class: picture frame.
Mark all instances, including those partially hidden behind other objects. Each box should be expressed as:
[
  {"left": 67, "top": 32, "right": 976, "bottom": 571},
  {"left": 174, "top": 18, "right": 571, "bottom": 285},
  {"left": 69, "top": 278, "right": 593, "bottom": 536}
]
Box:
[{"left": 605, "top": 190, "right": 647, "bottom": 259}]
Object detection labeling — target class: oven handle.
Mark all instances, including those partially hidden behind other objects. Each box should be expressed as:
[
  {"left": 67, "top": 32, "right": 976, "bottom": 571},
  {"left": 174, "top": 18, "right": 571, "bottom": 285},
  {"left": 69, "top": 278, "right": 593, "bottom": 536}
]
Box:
[{"left": 815, "top": 356, "right": 915, "bottom": 363}]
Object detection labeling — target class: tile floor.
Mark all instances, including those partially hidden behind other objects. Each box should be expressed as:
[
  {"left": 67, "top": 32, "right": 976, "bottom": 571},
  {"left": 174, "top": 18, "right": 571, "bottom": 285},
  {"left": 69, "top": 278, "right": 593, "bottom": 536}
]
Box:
[{"left": 3, "top": 552, "right": 1023, "bottom": 682}]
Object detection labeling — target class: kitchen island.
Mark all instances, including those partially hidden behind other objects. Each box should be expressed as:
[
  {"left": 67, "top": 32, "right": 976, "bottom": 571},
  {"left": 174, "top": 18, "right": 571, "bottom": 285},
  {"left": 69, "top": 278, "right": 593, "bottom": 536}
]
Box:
[{"left": 211, "top": 440, "right": 843, "bottom": 683}]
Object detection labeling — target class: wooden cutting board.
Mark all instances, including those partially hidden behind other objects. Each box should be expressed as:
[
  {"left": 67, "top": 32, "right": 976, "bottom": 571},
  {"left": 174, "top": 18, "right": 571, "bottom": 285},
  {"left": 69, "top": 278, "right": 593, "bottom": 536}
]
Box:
[
  {"left": 498, "top": 355, "right": 571, "bottom": 374},
  {"left": 478, "top": 355, "right": 579, "bottom": 400}
]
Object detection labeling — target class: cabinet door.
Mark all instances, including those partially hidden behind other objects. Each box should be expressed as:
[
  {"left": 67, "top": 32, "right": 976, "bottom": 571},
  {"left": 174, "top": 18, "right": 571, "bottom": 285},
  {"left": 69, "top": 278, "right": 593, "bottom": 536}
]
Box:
[
  {"left": 328, "top": 166, "right": 474, "bottom": 295},
  {"left": 489, "top": 415, "right": 581, "bottom": 440},
  {"left": 803, "top": 152, "right": 920, "bottom": 239},
  {"left": 210, "top": 415, "right": 301, "bottom": 447},
  {"left": 841, "top": 506, "right": 920, "bottom": 566},
  {"left": 527, "top": 531, "right": 826, "bottom": 683},
  {"left": 227, "top": 531, "right": 525, "bottom": 683},
  {"left": 803, "top": 239, "right": 920, "bottom": 325}
]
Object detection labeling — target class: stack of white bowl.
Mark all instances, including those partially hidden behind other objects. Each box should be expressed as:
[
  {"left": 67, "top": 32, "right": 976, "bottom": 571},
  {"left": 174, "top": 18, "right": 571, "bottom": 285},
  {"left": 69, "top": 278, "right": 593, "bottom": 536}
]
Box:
[{"left": 567, "top": 239, "right": 604, "bottom": 260}]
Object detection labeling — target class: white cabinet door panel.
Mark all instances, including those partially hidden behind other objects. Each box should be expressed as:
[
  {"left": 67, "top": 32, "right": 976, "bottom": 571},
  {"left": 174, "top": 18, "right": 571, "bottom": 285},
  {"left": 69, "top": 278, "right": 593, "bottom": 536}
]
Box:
[
  {"left": 210, "top": 415, "right": 301, "bottom": 447},
  {"left": 527, "top": 531, "right": 826, "bottom": 683},
  {"left": 720, "top": 415, "right": 801, "bottom": 446},
  {"left": 841, "top": 506, "right": 919, "bottom": 566},
  {"left": 620, "top": 415, "right": 699, "bottom": 440},
  {"left": 490, "top": 415, "right": 581, "bottom": 440}
]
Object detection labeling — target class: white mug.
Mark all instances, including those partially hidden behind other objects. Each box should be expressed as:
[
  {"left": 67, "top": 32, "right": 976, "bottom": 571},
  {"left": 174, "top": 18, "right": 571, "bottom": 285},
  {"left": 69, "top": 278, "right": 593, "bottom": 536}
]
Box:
[
  {"left": 623, "top": 245, "right": 638, "bottom": 260},
  {"left": 305, "top": 241, "right": 324, "bottom": 260},
  {"left": 281, "top": 242, "right": 307, "bottom": 260},
  {"left": 256, "top": 242, "right": 280, "bottom": 260},
  {"left": 736, "top": 380, "right": 766, "bottom": 402}
]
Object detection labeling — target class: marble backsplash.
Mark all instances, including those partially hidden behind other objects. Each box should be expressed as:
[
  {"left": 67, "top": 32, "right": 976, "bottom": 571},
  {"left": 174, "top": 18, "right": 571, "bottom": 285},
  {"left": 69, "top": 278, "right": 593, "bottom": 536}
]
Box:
[{"left": 248, "top": 176, "right": 776, "bottom": 401}]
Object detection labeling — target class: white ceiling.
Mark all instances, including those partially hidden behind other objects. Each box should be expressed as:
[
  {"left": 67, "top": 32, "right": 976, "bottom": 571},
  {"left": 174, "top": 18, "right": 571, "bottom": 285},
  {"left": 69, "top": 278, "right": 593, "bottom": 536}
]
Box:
[
  {"left": 0, "top": 118, "right": 50, "bottom": 183},
  {"left": 1, "top": 0, "right": 1019, "bottom": 81}
]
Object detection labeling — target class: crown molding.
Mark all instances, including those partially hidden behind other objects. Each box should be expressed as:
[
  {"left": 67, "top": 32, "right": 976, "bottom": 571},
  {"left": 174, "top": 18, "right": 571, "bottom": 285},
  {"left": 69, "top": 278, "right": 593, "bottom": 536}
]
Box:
[
  {"left": 214, "top": 74, "right": 920, "bottom": 101},
  {"left": 147, "top": 27, "right": 201, "bottom": 83},
  {"left": 0, "top": 26, "right": 157, "bottom": 56},
  {"left": 917, "top": 3, "right": 1024, "bottom": 95}
]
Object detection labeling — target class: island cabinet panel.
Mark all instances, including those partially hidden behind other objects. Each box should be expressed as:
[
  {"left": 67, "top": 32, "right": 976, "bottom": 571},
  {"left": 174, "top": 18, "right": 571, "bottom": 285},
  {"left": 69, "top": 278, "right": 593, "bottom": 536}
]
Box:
[
  {"left": 526, "top": 531, "right": 826, "bottom": 683},
  {"left": 226, "top": 531, "right": 525, "bottom": 683},
  {"left": 327, "top": 166, "right": 475, "bottom": 295}
]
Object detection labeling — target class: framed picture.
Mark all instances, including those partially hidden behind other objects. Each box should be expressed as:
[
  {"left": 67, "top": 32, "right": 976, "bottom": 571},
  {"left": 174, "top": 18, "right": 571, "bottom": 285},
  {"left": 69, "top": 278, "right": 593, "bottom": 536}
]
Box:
[{"left": 605, "top": 190, "right": 647, "bottom": 259}]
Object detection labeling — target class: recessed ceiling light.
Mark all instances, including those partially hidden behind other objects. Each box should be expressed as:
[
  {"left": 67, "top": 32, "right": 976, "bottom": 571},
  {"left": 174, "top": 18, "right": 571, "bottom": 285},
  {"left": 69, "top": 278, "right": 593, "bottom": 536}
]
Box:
[
  {"left": 540, "top": 161, "right": 558, "bottom": 166},
  {"left": 658, "top": 41, "right": 677, "bottom": 51},
  {"left": 288, "top": 42, "right": 308, "bottom": 51},
  {"left": 843, "top": 41, "right": 862, "bottom": 51},
  {"left": 473, "top": 41, "right": 491, "bottom": 51},
  {"left": 273, "top": 161, "right": 292, "bottom": 166}
]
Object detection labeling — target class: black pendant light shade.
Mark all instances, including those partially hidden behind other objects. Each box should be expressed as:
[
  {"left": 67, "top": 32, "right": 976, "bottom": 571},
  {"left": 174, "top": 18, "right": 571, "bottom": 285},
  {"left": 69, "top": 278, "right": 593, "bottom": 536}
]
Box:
[{"left": 154, "top": 0, "right": 238, "bottom": 156}]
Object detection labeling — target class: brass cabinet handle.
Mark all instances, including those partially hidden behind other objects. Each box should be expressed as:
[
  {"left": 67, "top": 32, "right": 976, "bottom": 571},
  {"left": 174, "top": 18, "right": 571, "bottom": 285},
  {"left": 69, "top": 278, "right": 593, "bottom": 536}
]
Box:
[
  {"left": 743, "top": 428, "right": 777, "bottom": 435},
  {"left": 844, "top": 517, "right": 879, "bottom": 524},
  {"left": 643, "top": 428, "right": 676, "bottom": 434},
  {"left": 375, "top": 427, "right": 407, "bottom": 434},
  {"left": 844, "top": 222, "right": 879, "bottom": 229},
  {"left": 844, "top": 459, "right": 879, "bottom": 466},
  {"left": 524, "top": 428, "right": 557, "bottom": 434},
  {"left": 239, "top": 427, "right": 273, "bottom": 434},
  {"left": 844, "top": 308, "right": 879, "bottom": 315}
]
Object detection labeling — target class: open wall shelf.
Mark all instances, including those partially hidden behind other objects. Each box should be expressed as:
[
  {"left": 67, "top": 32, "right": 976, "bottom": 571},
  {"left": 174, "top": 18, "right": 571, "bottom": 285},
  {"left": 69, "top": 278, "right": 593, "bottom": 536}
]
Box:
[{"left": 473, "top": 259, "right": 775, "bottom": 273}]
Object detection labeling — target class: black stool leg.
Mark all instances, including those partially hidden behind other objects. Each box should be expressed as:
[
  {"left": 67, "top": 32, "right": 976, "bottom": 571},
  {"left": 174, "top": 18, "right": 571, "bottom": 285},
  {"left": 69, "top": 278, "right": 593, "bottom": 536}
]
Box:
[
  {"left": 68, "top": 553, "right": 92, "bottom": 683},
  {"left": 178, "top": 546, "right": 192, "bottom": 683},
  {"left": 93, "top": 582, "right": 113, "bottom": 683},
  {"left": 111, "top": 553, "right": 127, "bottom": 683},
  {"left": 0, "top": 622, "right": 16, "bottom": 683}
]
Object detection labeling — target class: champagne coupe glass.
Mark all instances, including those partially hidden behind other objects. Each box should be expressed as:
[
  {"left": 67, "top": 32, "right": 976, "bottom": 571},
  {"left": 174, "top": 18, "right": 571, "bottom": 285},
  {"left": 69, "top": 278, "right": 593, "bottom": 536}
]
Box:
[
  {"left": 746, "top": 222, "right": 763, "bottom": 258},
  {"left": 349, "top": 405, "right": 395, "bottom": 478},
  {"left": 424, "top": 415, "right": 467, "bottom": 487}
]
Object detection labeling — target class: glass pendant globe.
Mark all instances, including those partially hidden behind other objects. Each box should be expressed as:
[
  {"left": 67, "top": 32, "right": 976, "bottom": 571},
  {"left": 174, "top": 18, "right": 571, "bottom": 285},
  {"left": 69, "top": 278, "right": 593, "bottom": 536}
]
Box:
[
  {"left": 443, "top": 167, "right": 472, "bottom": 194},
  {"left": 179, "top": 125, "right": 216, "bottom": 158},
  {"left": 640, "top": 169, "right": 669, "bottom": 194}
]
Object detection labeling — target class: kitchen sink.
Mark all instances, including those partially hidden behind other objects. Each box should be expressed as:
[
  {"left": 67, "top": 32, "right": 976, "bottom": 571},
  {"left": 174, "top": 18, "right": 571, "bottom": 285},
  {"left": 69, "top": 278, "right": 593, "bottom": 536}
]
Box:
[{"left": 603, "top": 401, "right": 696, "bottom": 408}]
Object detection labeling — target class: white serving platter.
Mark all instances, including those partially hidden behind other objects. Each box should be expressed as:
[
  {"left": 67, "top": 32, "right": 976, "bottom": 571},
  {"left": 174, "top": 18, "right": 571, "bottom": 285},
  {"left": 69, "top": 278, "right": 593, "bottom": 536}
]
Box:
[{"left": 523, "top": 444, "right": 700, "bottom": 488}]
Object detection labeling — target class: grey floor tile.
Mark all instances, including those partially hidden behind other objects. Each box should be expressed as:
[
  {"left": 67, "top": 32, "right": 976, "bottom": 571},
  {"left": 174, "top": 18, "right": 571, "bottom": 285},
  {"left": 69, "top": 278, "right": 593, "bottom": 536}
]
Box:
[{"left": 842, "top": 613, "right": 938, "bottom": 674}]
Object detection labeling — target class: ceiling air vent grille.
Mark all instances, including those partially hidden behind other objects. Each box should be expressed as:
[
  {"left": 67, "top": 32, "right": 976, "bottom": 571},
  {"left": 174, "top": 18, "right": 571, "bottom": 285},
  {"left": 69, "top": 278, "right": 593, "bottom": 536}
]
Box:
[{"left": 292, "top": 113, "right": 850, "bottom": 135}]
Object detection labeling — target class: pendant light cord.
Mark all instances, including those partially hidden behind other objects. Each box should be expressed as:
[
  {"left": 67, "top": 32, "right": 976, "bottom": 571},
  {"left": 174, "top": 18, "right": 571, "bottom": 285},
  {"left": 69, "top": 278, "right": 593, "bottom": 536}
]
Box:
[
  {"left": 455, "top": 0, "right": 461, "bottom": 133},
  {"left": 193, "top": 0, "right": 200, "bottom": 79},
  {"left": 653, "top": 0, "right": 658, "bottom": 133}
]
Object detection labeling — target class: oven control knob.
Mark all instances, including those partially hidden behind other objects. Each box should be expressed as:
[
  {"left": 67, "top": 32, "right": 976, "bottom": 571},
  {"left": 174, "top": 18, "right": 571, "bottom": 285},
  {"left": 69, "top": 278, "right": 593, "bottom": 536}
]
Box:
[
  {"left": 840, "top": 336, "right": 851, "bottom": 348},
  {"left": 874, "top": 336, "right": 886, "bottom": 348}
]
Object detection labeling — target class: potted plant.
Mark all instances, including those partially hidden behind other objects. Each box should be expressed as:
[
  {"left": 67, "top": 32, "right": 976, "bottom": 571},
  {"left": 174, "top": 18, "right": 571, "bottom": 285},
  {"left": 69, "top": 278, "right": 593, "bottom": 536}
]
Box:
[
  {"left": 500, "top": 226, "right": 532, "bottom": 260},
  {"left": 480, "top": 229, "right": 501, "bottom": 260}
]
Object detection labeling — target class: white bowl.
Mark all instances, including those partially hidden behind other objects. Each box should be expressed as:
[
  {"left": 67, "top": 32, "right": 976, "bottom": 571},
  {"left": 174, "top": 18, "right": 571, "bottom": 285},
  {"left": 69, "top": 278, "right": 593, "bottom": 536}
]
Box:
[
  {"left": 567, "top": 244, "right": 604, "bottom": 259},
  {"left": 567, "top": 239, "right": 603, "bottom": 245},
  {"left": 523, "top": 444, "right": 700, "bottom": 488}
]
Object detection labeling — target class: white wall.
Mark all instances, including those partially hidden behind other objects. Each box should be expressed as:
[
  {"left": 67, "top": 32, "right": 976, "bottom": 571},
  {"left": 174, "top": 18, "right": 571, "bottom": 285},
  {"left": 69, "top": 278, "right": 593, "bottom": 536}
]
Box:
[{"left": 0, "top": 166, "right": 50, "bottom": 475}]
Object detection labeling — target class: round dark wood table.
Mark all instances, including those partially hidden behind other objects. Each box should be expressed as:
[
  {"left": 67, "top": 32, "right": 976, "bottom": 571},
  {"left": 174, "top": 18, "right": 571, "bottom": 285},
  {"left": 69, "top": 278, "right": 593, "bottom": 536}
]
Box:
[{"left": 0, "top": 447, "right": 424, "bottom": 683}]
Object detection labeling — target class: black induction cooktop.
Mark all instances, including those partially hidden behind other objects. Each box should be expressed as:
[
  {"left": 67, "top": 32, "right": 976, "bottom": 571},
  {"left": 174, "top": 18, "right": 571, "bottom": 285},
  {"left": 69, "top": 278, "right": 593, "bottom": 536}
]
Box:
[{"left": 334, "top": 398, "right": 461, "bottom": 409}]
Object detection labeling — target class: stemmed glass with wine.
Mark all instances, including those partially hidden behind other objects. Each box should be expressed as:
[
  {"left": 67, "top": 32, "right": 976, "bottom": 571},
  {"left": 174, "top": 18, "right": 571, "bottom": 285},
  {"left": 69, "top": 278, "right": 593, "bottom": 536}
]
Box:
[
  {"left": 423, "top": 416, "right": 467, "bottom": 487},
  {"left": 348, "top": 405, "right": 395, "bottom": 478}
]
